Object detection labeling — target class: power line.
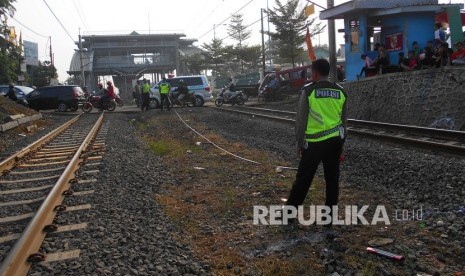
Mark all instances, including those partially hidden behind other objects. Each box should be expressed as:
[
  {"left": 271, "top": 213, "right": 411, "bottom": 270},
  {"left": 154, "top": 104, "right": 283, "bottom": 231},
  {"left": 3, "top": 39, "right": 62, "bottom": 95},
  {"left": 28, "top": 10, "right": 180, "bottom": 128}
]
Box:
[
  {"left": 72, "top": 0, "right": 89, "bottom": 30},
  {"left": 197, "top": 0, "right": 256, "bottom": 40},
  {"left": 42, "top": 0, "right": 75, "bottom": 43},
  {"left": 9, "top": 16, "right": 49, "bottom": 38},
  {"left": 187, "top": 1, "right": 224, "bottom": 34}
]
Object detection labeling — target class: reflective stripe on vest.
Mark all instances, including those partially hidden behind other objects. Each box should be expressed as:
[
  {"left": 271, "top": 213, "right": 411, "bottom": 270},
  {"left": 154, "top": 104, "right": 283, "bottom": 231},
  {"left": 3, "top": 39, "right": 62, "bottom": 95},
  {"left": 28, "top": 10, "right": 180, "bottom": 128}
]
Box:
[
  {"left": 160, "top": 82, "right": 170, "bottom": 94},
  {"left": 306, "top": 87, "right": 345, "bottom": 142}
]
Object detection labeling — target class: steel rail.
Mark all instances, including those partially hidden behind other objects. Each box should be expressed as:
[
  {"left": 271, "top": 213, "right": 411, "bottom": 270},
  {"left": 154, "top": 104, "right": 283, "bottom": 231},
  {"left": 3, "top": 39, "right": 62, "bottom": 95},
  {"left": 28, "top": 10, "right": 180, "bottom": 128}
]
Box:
[
  {"left": 211, "top": 106, "right": 465, "bottom": 155},
  {"left": 0, "top": 114, "right": 82, "bottom": 175},
  {"left": 218, "top": 106, "right": 465, "bottom": 142},
  {"left": 0, "top": 112, "right": 104, "bottom": 276}
]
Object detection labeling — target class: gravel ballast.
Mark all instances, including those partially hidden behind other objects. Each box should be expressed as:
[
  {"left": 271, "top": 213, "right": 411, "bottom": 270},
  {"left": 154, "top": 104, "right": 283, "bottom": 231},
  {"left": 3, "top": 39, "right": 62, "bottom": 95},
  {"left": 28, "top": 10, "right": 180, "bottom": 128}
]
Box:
[
  {"left": 2, "top": 106, "right": 464, "bottom": 275},
  {"left": 27, "top": 112, "right": 208, "bottom": 275}
]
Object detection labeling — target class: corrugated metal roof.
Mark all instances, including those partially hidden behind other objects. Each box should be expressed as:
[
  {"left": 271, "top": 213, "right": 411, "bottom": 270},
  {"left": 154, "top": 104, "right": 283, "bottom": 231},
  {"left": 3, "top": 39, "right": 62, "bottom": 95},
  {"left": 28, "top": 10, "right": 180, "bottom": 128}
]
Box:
[
  {"left": 68, "top": 50, "right": 93, "bottom": 73},
  {"left": 353, "top": 0, "right": 438, "bottom": 9}
]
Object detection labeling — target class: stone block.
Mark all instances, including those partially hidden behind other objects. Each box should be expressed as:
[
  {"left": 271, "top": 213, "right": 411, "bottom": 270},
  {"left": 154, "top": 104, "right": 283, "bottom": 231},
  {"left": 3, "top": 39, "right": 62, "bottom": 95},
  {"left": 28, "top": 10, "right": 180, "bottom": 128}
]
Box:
[
  {"left": 0, "top": 120, "right": 19, "bottom": 132},
  {"left": 3, "top": 114, "right": 25, "bottom": 123}
]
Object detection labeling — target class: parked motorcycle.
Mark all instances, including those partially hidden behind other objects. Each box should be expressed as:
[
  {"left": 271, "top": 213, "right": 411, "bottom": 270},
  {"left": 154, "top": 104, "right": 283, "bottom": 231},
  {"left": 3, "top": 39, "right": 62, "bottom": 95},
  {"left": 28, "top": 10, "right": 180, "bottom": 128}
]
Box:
[
  {"left": 214, "top": 88, "right": 245, "bottom": 107},
  {"left": 81, "top": 94, "right": 117, "bottom": 113}
]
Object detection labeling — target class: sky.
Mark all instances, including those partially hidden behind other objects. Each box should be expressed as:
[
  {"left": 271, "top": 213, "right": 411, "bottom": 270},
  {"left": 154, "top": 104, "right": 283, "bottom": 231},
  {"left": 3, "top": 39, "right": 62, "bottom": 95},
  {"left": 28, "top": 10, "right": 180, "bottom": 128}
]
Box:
[{"left": 8, "top": 0, "right": 459, "bottom": 82}]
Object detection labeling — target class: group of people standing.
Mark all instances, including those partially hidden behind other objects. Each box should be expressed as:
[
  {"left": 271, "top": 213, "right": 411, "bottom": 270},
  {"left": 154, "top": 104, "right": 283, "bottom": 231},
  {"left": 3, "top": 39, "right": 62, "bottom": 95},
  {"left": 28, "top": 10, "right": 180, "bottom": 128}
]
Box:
[
  {"left": 132, "top": 77, "right": 180, "bottom": 112},
  {"left": 133, "top": 79, "right": 152, "bottom": 111}
]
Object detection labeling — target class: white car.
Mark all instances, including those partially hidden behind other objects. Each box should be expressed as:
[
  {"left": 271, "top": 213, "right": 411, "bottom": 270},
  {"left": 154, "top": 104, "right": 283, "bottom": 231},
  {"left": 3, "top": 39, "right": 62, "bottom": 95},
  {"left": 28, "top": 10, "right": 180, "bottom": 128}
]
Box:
[{"left": 149, "top": 75, "right": 213, "bottom": 108}]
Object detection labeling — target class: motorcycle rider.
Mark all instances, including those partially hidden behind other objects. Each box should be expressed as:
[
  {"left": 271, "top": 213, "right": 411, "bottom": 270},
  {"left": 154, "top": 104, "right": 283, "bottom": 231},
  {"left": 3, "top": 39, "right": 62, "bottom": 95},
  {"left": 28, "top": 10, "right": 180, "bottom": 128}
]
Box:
[
  {"left": 225, "top": 77, "right": 236, "bottom": 101},
  {"left": 265, "top": 73, "right": 279, "bottom": 101},
  {"left": 98, "top": 81, "right": 115, "bottom": 110},
  {"left": 159, "top": 76, "right": 171, "bottom": 111},
  {"left": 173, "top": 79, "right": 189, "bottom": 106}
]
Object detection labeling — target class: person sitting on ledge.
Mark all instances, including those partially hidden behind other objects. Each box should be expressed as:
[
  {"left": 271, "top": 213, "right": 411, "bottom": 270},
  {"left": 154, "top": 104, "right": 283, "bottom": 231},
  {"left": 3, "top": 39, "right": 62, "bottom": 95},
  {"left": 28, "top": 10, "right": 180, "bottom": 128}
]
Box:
[
  {"left": 397, "top": 52, "right": 408, "bottom": 72},
  {"left": 401, "top": 51, "right": 418, "bottom": 71},
  {"left": 358, "top": 54, "right": 374, "bottom": 78},
  {"left": 451, "top": 41, "right": 465, "bottom": 65},
  {"left": 372, "top": 44, "right": 389, "bottom": 70}
]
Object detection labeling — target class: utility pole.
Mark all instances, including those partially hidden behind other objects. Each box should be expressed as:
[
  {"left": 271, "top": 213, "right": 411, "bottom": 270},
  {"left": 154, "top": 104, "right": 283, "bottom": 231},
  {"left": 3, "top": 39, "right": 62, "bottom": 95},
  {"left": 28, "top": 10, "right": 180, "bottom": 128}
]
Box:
[
  {"left": 49, "top": 37, "right": 53, "bottom": 66},
  {"left": 213, "top": 24, "right": 216, "bottom": 40},
  {"left": 79, "top": 28, "right": 85, "bottom": 88},
  {"left": 327, "top": 0, "right": 337, "bottom": 81},
  {"left": 260, "top": 9, "right": 266, "bottom": 78},
  {"left": 266, "top": 0, "right": 273, "bottom": 66}
]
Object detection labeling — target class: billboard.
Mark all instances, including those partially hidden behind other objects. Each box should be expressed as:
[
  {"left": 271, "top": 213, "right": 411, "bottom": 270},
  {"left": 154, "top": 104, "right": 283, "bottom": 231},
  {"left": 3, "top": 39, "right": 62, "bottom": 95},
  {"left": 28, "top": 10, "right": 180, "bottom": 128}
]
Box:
[{"left": 23, "top": 40, "right": 39, "bottom": 66}]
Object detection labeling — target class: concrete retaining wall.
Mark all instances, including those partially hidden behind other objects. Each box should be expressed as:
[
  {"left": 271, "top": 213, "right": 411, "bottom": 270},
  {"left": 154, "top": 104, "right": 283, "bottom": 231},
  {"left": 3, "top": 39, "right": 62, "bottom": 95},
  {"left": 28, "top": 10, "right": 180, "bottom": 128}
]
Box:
[
  {"left": 0, "top": 113, "right": 43, "bottom": 132},
  {"left": 343, "top": 66, "right": 465, "bottom": 130}
]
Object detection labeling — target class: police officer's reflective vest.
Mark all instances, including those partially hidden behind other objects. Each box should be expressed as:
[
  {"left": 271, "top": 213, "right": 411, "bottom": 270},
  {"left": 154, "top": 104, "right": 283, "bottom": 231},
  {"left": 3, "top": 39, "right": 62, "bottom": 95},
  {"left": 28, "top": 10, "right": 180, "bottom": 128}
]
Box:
[
  {"left": 159, "top": 81, "right": 170, "bottom": 94},
  {"left": 305, "top": 81, "right": 346, "bottom": 142},
  {"left": 142, "top": 83, "right": 150, "bottom": 93}
]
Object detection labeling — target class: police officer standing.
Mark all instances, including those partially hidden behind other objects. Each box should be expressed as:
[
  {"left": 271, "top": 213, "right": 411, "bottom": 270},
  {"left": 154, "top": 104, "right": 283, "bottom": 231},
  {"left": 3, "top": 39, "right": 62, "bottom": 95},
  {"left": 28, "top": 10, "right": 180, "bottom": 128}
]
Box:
[
  {"left": 285, "top": 59, "right": 347, "bottom": 226},
  {"left": 141, "top": 78, "right": 150, "bottom": 111},
  {"left": 159, "top": 76, "right": 171, "bottom": 111}
]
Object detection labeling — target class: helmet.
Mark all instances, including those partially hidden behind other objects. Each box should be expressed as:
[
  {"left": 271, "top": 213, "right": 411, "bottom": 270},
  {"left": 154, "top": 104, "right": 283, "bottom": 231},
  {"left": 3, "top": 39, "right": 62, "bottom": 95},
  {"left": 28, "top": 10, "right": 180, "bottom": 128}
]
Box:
[
  {"left": 179, "top": 79, "right": 185, "bottom": 84},
  {"left": 98, "top": 83, "right": 103, "bottom": 89}
]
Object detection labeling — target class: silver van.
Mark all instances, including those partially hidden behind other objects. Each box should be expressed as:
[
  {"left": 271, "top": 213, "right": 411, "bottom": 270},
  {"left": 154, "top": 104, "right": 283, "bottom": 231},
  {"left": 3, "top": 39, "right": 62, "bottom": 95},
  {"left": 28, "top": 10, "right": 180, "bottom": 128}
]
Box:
[{"left": 149, "top": 75, "right": 212, "bottom": 108}]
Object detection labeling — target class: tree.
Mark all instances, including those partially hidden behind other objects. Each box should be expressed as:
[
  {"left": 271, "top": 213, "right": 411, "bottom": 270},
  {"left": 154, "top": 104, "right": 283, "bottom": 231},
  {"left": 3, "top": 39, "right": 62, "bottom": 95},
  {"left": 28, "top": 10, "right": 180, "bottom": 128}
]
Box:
[
  {"left": 202, "top": 39, "right": 226, "bottom": 77},
  {"left": 0, "top": 0, "right": 15, "bottom": 15},
  {"left": 268, "top": 0, "right": 325, "bottom": 67},
  {"left": 0, "top": 0, "right": 20, "bottom": 84},
  {"left": 31, "top": 61, "right": 57, "bottom": 88},
  {"left": 181, "top": 52, "right": 205, "bottom": 75},
  {"left": 227, "top": 13, "right": 252, "bottom": 73}
]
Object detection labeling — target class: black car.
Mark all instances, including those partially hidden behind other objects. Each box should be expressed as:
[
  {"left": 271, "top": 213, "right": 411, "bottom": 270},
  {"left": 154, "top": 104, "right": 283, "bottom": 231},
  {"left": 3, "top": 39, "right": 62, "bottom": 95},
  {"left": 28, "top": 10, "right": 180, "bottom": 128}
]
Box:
[
  {"left": 26, "top": 85, "right": 86, "bottom": 112},
  {"left": 0, "top": 85, "right": 34, "bottom": 105}
]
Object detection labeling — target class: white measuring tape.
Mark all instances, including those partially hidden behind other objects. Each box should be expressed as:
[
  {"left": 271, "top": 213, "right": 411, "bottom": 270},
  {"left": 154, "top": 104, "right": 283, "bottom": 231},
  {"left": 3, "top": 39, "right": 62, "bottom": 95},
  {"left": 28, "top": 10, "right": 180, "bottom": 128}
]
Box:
[{"left": 171, "top": 106, "right": 298, "bottom": 171}]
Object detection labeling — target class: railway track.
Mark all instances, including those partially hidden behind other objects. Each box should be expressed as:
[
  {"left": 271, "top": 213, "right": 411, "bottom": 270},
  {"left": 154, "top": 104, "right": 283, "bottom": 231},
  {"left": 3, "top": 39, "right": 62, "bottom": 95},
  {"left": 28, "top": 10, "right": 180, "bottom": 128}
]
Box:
[
  {"left": 211, "top": 105, "right": 465, "bottom": 155},
  {"left": 0, "top": 112, "right": 107, "bottom": 275}
]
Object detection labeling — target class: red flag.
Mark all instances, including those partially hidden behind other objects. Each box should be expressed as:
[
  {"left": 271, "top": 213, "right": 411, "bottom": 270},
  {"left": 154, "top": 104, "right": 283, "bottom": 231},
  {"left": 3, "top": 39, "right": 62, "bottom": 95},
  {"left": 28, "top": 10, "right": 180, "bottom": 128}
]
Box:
[{"left": 305, "top": 27, "right": 316, "bottom": 61}]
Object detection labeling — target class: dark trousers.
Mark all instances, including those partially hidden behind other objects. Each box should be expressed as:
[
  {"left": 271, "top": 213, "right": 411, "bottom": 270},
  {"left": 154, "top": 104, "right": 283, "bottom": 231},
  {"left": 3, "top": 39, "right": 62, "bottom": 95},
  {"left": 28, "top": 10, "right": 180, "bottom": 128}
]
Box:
[
  {"left": 141, "top": 93, "right": 150, "bottom": 111},
  {"left": 160, "top": 93, "right": 170, "bottom": 111},
  {"left": 286, "top": 137, "right": 343, "bottom": 212},
  {"left": 98, "top": 95, "right": 110, "bottom": 109}
]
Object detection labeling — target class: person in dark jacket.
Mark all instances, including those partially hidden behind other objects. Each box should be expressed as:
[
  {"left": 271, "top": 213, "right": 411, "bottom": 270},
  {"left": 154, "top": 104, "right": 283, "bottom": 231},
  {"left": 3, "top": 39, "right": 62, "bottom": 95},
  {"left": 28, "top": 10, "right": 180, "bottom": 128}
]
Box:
[{"left": 5, "top": 84, "right": 17, "bottom": 101}]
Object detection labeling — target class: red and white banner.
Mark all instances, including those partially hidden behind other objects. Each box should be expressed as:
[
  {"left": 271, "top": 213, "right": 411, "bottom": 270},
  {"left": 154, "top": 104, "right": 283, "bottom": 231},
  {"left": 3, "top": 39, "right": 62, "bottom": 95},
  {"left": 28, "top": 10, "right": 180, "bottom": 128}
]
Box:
[{"left": 385, "top": 32, "right": 403, "bottom": 51}]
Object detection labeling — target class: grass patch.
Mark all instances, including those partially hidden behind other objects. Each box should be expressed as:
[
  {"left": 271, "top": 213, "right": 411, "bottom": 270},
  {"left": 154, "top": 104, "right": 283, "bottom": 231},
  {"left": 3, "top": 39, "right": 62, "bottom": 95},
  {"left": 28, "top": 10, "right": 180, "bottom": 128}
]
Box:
[{"left": 148, "top": 140, "right": 170, "bottom": 155}]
